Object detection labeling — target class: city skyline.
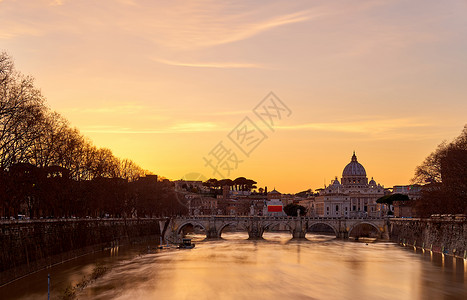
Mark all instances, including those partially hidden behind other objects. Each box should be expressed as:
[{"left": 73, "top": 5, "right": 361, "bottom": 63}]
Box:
[{"left": 1, "top": 0, "right": 467, "bottom": 192}]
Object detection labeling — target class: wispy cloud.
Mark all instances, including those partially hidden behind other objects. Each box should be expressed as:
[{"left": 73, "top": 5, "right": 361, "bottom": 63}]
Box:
[
  {"left": 154, "top": 58, "right": 264, "bottom": 69},
  {"left": 0, "top": 22, "right": 42, "bottom": 39},
  {"left": 169, "top": 122, "right": 219, "bottom": 132},
  {"left": 125, "top": 2, "right": 323, "bottom": 50},
  {"left": 82, "top": 121, "right": 226, "bottom": 134},
  {"left": 79, "top": 117, "right": 439, "bottom": 142},
  {"left": 62, "top": 104, "right": 145, "bottom": 114},
  {"left": 201, "top": 110, "right": 251, "bottom": 116},
  {"left": 277, "top": 117, "right": 433, "bottom": 139},
  {"left": 49, "top": 0, "right": 64, "bottom": 6},
  {"left": 116, "top": 0, "right": 136, "bottom": 6},
  {"left": 185, "top": 10, "right": 317, "bottom": 48}
]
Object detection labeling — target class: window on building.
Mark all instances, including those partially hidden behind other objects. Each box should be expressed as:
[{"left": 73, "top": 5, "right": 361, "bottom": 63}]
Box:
[
  {"left": 326, "top": 207, "right": 329, "bottom": 211},
  {"left": 353, "top": 205, "right": 356, "bottom": 211},
  {"left": 336, "top": 205, "right": 339, "bottom": 211},
  {"left": 364, "top": 206, "right": 368, "bottom": 212},
  {"left": 345, "top": 207, "right": 348, "bottom": 211}
]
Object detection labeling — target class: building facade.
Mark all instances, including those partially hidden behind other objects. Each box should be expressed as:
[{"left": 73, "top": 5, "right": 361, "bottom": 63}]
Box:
[
  {"left": 314, "top": 152, "right": 385, "bottom": 217},
  {"left": 263, "top": 189, "right": 286, "bottom": 216}
]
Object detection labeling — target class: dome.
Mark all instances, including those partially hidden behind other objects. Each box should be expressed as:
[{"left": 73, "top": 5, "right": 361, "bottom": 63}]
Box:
[
  {"left": 342, "top": 152, "right": 366, "bottom": 177},
  {"left": 369, "top": 177, "right": 376, "bottom": 186},
  {"left": 268, "top": 188, "right": 281, "bottom": 194},
  {"left": 332, "top": 177, "right": 341, "bottom": 185}
]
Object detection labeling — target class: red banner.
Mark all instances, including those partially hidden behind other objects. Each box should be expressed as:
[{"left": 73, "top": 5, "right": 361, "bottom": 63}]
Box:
[{"left": 268, "top": 205, "right": 282, "bottom": 212}]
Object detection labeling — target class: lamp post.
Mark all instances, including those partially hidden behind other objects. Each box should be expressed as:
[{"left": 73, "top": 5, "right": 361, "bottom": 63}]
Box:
[{"left": 47, "top": 274, "right": 50, "bottom": 300}]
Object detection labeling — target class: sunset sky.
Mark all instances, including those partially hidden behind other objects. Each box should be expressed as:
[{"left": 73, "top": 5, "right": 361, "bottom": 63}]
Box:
[{"left": 1, "top": 0, "right": 466, "bottom": 193}]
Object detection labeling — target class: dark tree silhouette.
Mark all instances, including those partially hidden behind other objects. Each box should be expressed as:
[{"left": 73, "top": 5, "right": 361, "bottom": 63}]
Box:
[
  {"left": 0, "top": 53, "right": 171, "bottom": 219},
  {"left": 283, "top": 203, "right": 307, "bottom": 216},
  {"left": 412, "top": 125, "right": 467, "bottom": 216}
]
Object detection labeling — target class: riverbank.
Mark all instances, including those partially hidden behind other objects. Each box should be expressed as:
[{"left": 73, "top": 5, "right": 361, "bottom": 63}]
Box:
[
  {"left": 0, "top": 218, "right": 161, "bottom": 286},
  {"left": 389, "top": 217, "right": 467, "bottom": 259}
]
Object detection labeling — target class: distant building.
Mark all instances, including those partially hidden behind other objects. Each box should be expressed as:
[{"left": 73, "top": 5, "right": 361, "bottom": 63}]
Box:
[
  {"left": 298, "top": 196, "right": 315, "bottom": 216},
  {"left": 281, "top": 194, "right": 301, "bottom": 206},
  {"left": 392, "top": 185, "right": 422, "bottom": 200},
  {"left": 264, "top": 189, "right": 286, "bottom": 216},
  {"left": 393, "top": 200, "right": 414, "bottom": 218},
  {"left": 314, "top": 152, "right": 385, "bottom": 217},
  {"left": 188, "top": 195, "right": 218, "bottom": 215},
  {"left": 138, "top": 174, "right": 158, "bottom": 184}
]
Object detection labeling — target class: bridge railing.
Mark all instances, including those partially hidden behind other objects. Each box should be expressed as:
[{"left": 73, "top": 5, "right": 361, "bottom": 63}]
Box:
[
  {"left": 0, "top": 217, "right": 167, "bottom": 225},
  {"left": 176, "top": 215, "right": 387, "bottom": 221}
]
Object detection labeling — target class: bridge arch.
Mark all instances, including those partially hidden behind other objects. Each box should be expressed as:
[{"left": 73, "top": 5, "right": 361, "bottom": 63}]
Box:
[
  {"left": 348, "top": 221, "right": 381, "bottom": 238},
  {"left": 262, "top": 221, "right": 293, "bottom": 233},
  {"left": 217, "top": 222, "right": 249, "bottom": 237},
  {"left": 261, "top": 221, "right": 295, "bottom": 239},
  {"left": 307, "top": 222, "right": 338, "bottom": 237},
  {"left": 177, "top": 221, "right": 207, "bottom": 236}
]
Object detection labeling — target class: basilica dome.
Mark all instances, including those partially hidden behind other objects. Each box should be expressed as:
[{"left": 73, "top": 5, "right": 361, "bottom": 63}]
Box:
[
  {"left": 332, "top": 177, "right": 341, "bottom": 185},
  {"left": 342, "top": 152, "right": 366, "bottom": 177}
]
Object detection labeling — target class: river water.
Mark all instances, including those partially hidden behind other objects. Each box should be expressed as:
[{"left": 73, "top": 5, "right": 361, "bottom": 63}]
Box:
[{"left": 1, "top": 233, "right": 466, "bottom": 300}]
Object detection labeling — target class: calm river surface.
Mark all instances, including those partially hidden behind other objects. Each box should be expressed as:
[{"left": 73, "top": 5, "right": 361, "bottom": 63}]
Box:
[{"left": 1, "top": 233, "right": 466, "bottom": 300}]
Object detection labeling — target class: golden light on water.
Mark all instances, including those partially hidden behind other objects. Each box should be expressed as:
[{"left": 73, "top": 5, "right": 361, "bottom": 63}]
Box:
[{"left": 1, "top": 233, "right": 466, "bottom": 299}]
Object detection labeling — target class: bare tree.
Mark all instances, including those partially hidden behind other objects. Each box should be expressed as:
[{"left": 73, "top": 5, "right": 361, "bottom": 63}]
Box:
[
  {"left": 413, "top": 125, "right": 467, "bottom": 215},
  {"left": 0, "top": 52, "right": 14, "bottom": 85},
  {"left": 0, "top": 52, "right": 171, "bottom": 218},
  {"left": 0, "top": 55, "right": 46, "bottom": 169}
]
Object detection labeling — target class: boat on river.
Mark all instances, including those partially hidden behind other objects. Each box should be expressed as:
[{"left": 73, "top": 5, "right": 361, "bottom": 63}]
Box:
[{"left": 178, "top": 238, "right": 195, "bottom": 249}]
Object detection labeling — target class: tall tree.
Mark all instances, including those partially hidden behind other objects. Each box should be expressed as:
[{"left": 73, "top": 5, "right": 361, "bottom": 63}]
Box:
[
  {"left": 0, "top": 55, "right": 45, "bottom": 169},
  {"left": 412, "top": 125, "right": 467, "bottom": 215},
  {"left": 413, "top": 125, "right": 467, "bottom": 184}
]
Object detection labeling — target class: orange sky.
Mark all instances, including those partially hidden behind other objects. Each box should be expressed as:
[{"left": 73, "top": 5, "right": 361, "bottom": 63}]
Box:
[{"left": 1, "top": 0, "right": 466, "bottom": 193}]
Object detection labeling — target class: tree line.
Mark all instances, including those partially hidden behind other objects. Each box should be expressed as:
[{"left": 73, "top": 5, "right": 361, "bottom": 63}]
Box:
[
  {"left": 0, "top": 52, "right": 146, "bottom": 181},
  {"left": 203, "top": 177, "right": 258, "bottom": 192},
  {"left": 0, "top": 52, "right": 185, "bottom": 218}
]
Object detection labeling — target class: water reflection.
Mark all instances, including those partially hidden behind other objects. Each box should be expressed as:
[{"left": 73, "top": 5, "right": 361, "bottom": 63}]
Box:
[{"left": 1, "top": 233, "right": 465, "bottom": 300}]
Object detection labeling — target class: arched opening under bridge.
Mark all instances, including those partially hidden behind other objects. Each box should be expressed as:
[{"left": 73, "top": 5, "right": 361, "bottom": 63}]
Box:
[
  {"left": 218, "top": 223, "right": 249, "bottom": 240},
  {"left": 262, "top": 222, "right": 293, "bottom": 242},
  {"left": 348, "top": 222, "right": 381, "bottom": 241},
  {"left": 178, "top": 222, "right": 207, "bottom": 241},
  {"left": 306, "top": 223, "right": 337, "bottom": 241}
]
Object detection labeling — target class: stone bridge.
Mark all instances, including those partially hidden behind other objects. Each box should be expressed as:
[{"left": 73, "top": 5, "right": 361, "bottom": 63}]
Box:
[{"left": 163, "top": 216, "right": 390, "bottom": 242}]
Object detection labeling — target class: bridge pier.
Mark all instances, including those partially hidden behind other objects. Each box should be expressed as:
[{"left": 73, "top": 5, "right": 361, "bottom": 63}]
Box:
[
  {"left": 206, "top": 227, "right": 220, "bottom": 239},
  {"left": 248, "top": 231, "right": 263, "bottom": 239},
  {"left": 292, "top": 229, "right": 306, "bottom": 239},
  {"left": 338, "top": 230, "right": 349, "bottom": 239},
  {"left": 248, "top": 217, "right": 264, "bottom": 239},
  {"left": 291, "top": 218, "right": 307, "bottom": 239},
  {"left": 382, "top": 224, "right": 390, "bottom": 240},
  {"left": 336, "top": 220, "right": 349, "bottom": 239},
  {"left": 206, "top": 219, "right": 220, "bottom": 239}
]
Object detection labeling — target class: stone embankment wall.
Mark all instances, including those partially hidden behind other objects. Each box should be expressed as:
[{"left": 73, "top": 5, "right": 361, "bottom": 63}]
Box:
[
  {"left": 389, "top": 217, "right": 466, "bottom": 258},
  {"left": 0, "top": 218, "right": 161, "bottom": 286}
]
